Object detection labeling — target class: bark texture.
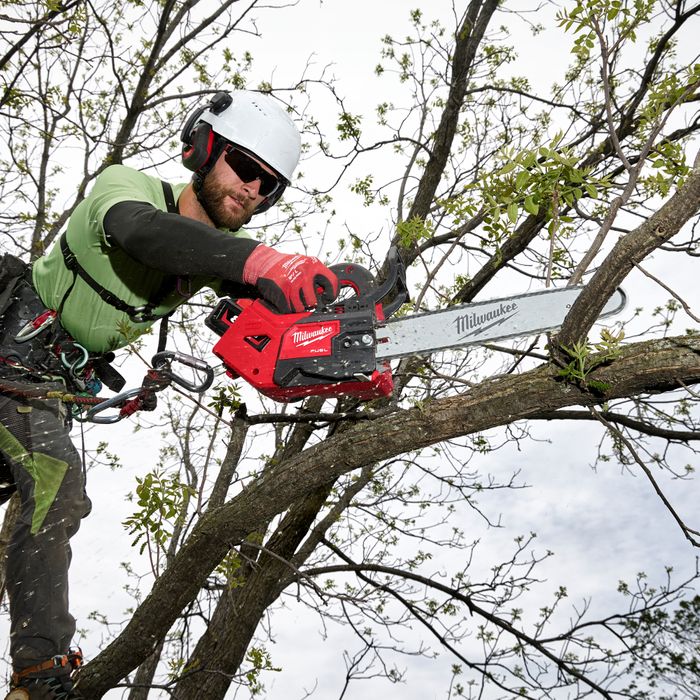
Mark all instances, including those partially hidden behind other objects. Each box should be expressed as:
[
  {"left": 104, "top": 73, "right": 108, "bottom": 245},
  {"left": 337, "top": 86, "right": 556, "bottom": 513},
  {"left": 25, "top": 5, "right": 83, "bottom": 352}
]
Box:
[
  {"left": 77, "top": 333, "right": 700, "bottom": 698},
  {"left": 557, "top": 155, "right": 700, "bottom": 346}
]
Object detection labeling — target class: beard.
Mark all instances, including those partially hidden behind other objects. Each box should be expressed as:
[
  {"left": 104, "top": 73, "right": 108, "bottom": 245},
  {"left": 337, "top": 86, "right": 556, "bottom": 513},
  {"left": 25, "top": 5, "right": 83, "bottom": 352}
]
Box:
[{"left": 198, "top": 175, "right": 256, "bottom": 231}]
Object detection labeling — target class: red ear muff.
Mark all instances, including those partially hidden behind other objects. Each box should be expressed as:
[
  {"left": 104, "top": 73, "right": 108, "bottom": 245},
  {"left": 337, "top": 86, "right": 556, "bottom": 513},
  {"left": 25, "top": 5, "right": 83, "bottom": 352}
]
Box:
[{"left": 182, "top": 122, "right": 215, "bottom": 172}]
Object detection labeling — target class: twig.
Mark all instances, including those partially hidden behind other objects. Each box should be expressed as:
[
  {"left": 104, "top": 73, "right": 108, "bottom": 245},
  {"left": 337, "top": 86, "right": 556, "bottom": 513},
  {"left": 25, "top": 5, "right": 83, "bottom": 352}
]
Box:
[
  {"left": 588, "top": 406, "right": 700, "bottom": 547},
  {"left": 634, "top": 261, "right": 700, "bottom": 323}
]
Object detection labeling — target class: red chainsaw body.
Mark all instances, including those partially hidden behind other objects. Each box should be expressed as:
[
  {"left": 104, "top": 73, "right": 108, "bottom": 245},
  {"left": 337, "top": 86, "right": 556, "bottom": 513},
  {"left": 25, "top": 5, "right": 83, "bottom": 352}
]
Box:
[{"left": 210, "top": 297, "right": 393, "bottom": 402}]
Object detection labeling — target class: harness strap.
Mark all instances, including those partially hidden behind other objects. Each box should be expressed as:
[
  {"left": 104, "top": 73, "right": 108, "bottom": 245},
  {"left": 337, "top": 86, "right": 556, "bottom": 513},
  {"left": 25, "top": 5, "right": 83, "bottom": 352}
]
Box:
[
  {"left": 162, "top": 178, "right": 178, "bottom": 213},
  {"left": 11, "top": 649, "right": 83, "bottom": 685},
  {"left": 59, "top": 181, "right": 182, "bottom": 323},
  {"left": 158, "top": 180, "right": 179, "bottom": 350}
]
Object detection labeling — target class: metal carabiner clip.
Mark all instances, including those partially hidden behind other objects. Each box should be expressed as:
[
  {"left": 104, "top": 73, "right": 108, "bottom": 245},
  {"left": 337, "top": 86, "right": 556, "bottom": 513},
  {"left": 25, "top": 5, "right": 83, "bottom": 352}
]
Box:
[
  {"left": 84, "top": 387, "right": 142, "bottom": 424},
  {"left": 60, "top": 344, "right": 89, "bottom": 374},
  {"left": 14, "top": 310, "right": 57, "bottom": 343},
  {"left": 151, "top": 351, "right": 215, "bottom": 393}
]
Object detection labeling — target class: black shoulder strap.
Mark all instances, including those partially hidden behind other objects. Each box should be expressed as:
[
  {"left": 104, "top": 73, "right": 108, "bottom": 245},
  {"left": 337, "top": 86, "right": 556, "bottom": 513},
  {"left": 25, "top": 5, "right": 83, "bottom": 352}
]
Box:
[
  {"left": 156, "top": 181, "right": 178, "bottom": 350},
  {"left": 60, "top": 233, "right": 148, "bottom": 318},
  {"left": 162, "top": 180, "right": 178, "bottom": 214},
  {"left": 59, "top": 181, "right": 181, "bottom": 323}
]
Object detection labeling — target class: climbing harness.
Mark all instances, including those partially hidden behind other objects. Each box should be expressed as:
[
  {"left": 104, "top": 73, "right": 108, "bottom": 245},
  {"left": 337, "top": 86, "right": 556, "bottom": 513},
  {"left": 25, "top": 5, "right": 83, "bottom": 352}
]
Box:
[
  {"left": 10, "top": 648, "right": 83, "bottom": 688},
  {"left": 1, "top": 242, "right": 214, "bottom": 425},
  {"left": 58, "top": 181, "right": 185, "bottom": 323}
]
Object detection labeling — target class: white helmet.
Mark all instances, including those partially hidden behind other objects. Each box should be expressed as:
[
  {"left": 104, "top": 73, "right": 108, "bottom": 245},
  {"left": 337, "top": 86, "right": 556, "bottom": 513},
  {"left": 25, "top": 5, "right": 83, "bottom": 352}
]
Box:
[
  {"left": 181, "top": 91, "right": 300, "bottom": 181},
  {"left": 181, "top": 91, "right": 301, "bottom": 214}
]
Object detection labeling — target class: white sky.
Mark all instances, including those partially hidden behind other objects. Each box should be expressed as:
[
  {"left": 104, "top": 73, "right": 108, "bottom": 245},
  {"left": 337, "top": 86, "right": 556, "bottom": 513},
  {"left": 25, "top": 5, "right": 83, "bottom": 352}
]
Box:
[{"left": 3, "top": 1, "right": 699, "bottom": 698}]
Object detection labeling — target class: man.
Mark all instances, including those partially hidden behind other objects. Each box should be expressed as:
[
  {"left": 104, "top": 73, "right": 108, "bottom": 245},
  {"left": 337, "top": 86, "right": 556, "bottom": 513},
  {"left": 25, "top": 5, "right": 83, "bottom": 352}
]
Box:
[{"left": 0, "top": 90, "right": 339, "bottom": 699}]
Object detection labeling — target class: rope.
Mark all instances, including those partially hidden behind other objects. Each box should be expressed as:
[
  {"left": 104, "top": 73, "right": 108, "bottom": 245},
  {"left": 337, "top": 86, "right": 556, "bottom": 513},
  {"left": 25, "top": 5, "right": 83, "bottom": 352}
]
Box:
[{"left": 0, "top": 378, "right": 104, "bottom": 406}]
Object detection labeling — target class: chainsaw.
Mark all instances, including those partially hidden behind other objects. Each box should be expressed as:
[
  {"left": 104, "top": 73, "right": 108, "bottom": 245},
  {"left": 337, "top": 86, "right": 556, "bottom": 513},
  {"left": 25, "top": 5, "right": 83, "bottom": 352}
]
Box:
[{"left": 206, "top": 248, "right": 627, "bottom": 403}]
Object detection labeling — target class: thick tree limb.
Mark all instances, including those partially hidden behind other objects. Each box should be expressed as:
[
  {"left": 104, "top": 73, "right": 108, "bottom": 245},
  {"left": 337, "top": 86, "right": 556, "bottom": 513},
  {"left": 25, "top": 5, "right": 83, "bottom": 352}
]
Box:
[
  {"left": 77, "top": 333, "right": 700, "bottom": 697},
  {"left": 173, "top": 483, "right": 334, "bottom": 699},
  {"left": 557, "top": 153, "right": 700, "bottom": 348},
  {"left": 173, "top": 396, "right": 329, "bottom": 699},
  {"left": 397, "top": 0, "right": 499, "bottom": 263}
]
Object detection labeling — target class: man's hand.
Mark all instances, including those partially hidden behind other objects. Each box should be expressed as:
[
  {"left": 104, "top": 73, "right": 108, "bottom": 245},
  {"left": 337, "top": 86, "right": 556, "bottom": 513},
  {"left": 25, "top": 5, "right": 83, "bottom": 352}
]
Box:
[{"left": 242, "top": 245, "right": 339, "bottom": 313}]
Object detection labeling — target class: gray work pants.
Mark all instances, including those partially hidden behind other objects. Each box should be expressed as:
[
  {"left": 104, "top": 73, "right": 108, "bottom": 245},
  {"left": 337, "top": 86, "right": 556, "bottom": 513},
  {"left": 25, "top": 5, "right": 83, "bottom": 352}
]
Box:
[
  {"left": 0, "top": 383, "right": 92, "bottom": 672},
  {"left": 0, "top": 254, "right": 92, "bottom": 673}
]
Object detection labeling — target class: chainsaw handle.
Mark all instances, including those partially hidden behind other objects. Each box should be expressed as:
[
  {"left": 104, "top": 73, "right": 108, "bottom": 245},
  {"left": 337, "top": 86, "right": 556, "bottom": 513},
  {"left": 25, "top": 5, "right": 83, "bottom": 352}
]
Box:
[
  {"left": 373, "top": 247, "right": 408, "bottom": 318},
  {"left": 330, "top": 248, "right": 408, "bottom": 318},
  {"left": 329, "top": 261, "right": 377, "bottom": 298},
  {"left": 327, "top": 247, "right": 408, "bottom": 318}
]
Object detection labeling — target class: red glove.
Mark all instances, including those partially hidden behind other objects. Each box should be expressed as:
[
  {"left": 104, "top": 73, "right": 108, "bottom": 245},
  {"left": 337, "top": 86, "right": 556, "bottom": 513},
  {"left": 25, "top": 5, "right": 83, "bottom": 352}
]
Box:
[{"left": 242, "top": 245, "right": 339, "bottom": 313}]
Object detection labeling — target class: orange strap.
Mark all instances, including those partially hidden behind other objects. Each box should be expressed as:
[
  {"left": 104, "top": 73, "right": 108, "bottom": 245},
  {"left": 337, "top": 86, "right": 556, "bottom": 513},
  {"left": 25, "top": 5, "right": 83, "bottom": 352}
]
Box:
[{"left": 11, "top": 649, "right": 82, "bottom": 685}]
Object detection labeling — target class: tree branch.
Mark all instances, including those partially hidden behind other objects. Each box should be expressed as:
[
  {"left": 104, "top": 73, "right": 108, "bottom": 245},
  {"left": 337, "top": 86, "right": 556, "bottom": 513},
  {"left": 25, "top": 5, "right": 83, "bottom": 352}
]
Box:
[
  {"left": 77, "top": 333, "right": 700, "bottom": 697},
  {"left": 557, "top": 151, "right": 700, "bottom": 348},
  {"left": 533, "top": 408, "right": 700, "bottom": 441}
]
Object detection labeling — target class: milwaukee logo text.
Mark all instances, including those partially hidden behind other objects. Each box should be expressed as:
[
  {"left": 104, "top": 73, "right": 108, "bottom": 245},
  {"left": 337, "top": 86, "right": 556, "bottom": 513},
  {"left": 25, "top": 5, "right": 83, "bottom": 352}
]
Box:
[
  {"left": 292, "top": 325, "right": 336, "bottom": 347},
  {"left": 454, "top": 302, "right": 518, "bottom": 337}
]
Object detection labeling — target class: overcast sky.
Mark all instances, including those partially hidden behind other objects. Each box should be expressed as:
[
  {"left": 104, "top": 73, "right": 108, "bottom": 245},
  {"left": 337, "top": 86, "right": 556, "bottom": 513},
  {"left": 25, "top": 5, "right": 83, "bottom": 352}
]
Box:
[{"left": 3, "top": 1, "right": 699, "bottom": 699}]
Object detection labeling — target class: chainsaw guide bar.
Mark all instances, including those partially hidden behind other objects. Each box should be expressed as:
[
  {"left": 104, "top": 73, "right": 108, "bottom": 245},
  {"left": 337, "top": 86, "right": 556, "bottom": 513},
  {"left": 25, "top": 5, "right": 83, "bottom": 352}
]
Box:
[{"left": 206, "top": 249, "right": 627, "bottom": 403}]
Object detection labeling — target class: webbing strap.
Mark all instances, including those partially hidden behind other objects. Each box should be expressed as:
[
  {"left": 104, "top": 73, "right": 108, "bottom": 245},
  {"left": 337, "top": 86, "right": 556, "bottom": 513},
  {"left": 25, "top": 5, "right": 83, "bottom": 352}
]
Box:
[
  {"left": 60, "top": 234, "right": 143, "bottom": 316},
  {"left": 59, "top": 181, "right": 181, "bottom": 323},
  {"left": 11, "top": 648, "right": 83, "bottom": 684},
  {"left": 157, "top": 181, "right": 178, "bottom": 349},
  {"left": 162, "top": 179, "right": 178, "bottom": 214}
]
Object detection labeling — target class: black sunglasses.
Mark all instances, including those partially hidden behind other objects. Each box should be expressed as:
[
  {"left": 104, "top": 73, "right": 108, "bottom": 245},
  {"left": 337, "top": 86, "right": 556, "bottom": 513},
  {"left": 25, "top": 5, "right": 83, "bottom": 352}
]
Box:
[{"left": 223, "top": 146, "right": 283, "bottom": 198}]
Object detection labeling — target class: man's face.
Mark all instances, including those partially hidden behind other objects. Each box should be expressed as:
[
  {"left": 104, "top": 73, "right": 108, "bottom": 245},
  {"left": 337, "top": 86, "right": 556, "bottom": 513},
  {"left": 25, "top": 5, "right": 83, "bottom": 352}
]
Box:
[{"left": 199, "top": 147, "right": 277, "bottom": 230}]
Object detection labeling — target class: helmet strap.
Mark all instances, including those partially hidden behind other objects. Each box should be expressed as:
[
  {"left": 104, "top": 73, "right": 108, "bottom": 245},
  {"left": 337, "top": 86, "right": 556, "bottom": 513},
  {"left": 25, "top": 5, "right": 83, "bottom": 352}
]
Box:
[
  {"left": 192, "top": 136, "right": 227, "bottom": 221},
  {"left": 193, "top": 138, "right": 257, "bottom": 228},
  {"left": 192, "top": 135, "right": 285, "bottom": 220}
]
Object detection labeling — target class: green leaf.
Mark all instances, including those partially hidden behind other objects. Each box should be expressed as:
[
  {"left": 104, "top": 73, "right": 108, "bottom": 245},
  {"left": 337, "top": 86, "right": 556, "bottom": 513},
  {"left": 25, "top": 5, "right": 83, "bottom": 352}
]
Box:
[
  {"left": 507, "top": 202, "right": 518, "bottom": 224},
  {"left": 515, "top": 170, "right": 530, "bottom": 190},
  {"left": 524, "top": 196, "right": 539, "bottom": 215}
]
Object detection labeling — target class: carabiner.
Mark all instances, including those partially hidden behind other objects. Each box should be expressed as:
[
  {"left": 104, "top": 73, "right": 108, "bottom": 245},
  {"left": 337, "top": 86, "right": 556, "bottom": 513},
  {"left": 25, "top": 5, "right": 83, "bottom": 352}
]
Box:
[
  {"left": 84, "top": 387, "right": 142, "bottom": 424},
  {"left": 14, "top": 310, "right": 57, "bottom": 343},
  {"left": 151, "top": 351, "right": 214, "bottom": 393},
  {"left": 61, "top": 344, "right": 89, "bottom": 373}
]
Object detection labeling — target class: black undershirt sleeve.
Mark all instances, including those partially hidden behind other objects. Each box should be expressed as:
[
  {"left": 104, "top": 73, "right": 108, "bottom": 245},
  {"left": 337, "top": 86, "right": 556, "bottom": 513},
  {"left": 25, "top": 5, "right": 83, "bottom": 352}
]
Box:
[{"left": 103, "top": 200, "right": 260, "bottom": 283}]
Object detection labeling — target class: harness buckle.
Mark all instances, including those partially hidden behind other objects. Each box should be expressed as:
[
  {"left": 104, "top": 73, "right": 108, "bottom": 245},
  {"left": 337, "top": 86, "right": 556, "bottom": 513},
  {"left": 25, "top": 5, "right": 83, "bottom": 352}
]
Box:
[
  {"left": 10, "top": 648, "right": 83, "bottom": 685},
  {"left": 129, "top": 305, "right": 153, "bottom": 323}
]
